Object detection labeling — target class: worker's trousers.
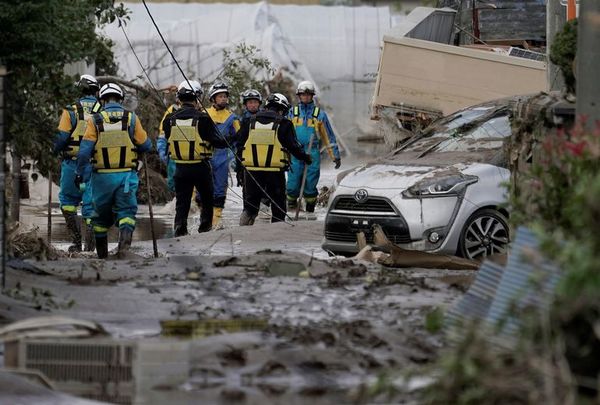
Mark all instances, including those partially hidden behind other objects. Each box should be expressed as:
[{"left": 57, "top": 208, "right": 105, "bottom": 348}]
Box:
[
  {"left": 59, "top": 158, "right": 93, "bottom": 218},
  {"left": 175, "top": 161, "right": 214, "bottom": 232},
  {"left": 89, "top": 170, "right": 138, "bottom": 237},
  {"left": 244, "top": 170, "right": 286, "bottom": 223}
]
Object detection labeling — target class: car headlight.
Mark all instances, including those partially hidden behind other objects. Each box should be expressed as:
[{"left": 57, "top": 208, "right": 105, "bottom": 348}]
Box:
[{"left": 402, "top": 174, "right": 478, "bottom": 198}]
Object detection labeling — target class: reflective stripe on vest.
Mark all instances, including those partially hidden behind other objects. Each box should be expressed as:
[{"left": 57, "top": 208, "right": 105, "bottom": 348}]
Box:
[
  {"left": 92, "top": 110, "right": 138, "bottom": 173},
  {"left": 168, "top": 117, "right": 213, "bottom": 163},
  {"left": 292, "top": 106, "right": 320, "bottom": 128},
  {"left": 65, "top": 100, "right": 100, "bottom": 157},
  {"left": 241, "top": 119, "right": 289, "bottom": 172}
]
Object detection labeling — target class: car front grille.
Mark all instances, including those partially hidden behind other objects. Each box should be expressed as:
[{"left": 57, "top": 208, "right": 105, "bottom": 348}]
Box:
[
  {"left": 325, "top": 230, "right": 411, "bottom": 245},
  {"left": 333, "top": 196, "right": 395, "bottom": 213}
]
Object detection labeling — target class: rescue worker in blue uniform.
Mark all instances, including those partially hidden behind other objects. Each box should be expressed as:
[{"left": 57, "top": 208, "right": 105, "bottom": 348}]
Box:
[
  {"left": 286, "top": 80, "right": 341, "bottom": 213},
  {"left": 75, "top": 83, "right": 152, "bottom": 259},
  {"left": 201, "top": 82, "right": 240, "bottom": 229},
  {"left": 162, "top": 80, "right": 227, "bottom": 236},
  {"left": 236, "top": 93, "right": 311, "bottom": 225},
  {"left": 54, "top": 74, "right": 101, "bottom": 252},
  {"left": 157, "top": 100, "right": 180, "bottom": 193}
]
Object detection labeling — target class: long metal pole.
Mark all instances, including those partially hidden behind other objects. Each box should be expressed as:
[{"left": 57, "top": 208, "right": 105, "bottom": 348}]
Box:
[
  {"left": 294, "top": 132, "right": 315, "bottom": 221},
  {"left": 47, "top": 171, "right": 52, "bottom": 242},
  {"left": 143, "top": 154, "right": 159, "bottom": 258},
  {"left": 0, "top": 64, "right": 6, "bottom": 289},
  {"left": 576, "top": 0, "right": 600, "bottom": 125},
  {"left": 547, "top": 0, "right": 567, "bottom": 92}
]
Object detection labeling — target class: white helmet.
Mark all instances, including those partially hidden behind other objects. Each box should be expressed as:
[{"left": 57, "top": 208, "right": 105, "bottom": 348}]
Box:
[
  {"left": 77, "top": 74, "right": 100, "bottom": 92},
  {"left": 265, "top": 93, "right": 291, "bottom": 114},
  {"left": 177, "top": 80, "right": 203, "bottom": 100},
  {"left": 296, "top": 80, "right": 316, "bottom": 95},
  {"left": 241, "top": 89, "right": 262, "bottom": 105},
  {"left": 208, "top": 81, "right": 229, "bottom": 100},
  {"left": 99, "top": 83, "right": 124, "bottom": 100}
]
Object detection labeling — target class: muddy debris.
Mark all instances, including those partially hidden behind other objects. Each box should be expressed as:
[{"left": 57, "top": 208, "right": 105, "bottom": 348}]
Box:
[
  {"left": 6, "top": 227, "right": 62, "bottom": 261},
  {"left": 326, "top": 271, "right": 346, "bottom": 288},
  {"left": 256, "top": 249, "right": 283, "bottom": 255}
]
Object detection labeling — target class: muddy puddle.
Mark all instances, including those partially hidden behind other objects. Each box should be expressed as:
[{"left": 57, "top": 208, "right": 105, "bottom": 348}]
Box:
[{"left": 20, "top": 203, "right": 174, "bottom": 244}]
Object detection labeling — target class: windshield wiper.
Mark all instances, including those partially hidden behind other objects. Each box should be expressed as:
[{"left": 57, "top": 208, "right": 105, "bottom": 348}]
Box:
[{"left": 417, "top": 139, "right": 446, "bottom": 158}]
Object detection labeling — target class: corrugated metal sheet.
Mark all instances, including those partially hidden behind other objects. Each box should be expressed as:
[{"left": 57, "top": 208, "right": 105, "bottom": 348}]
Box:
[
  {"left": 485, "top": 227, "right": 561, "bottom": 335},
  {"left": 386, "top": 7, "right": 456, "bottom": 44},
  {"left": 447, "top": 227, "right": 562, "bottom": 339},
  {"left": 446, "top": 261, "right": 504, "bottom": 324}
]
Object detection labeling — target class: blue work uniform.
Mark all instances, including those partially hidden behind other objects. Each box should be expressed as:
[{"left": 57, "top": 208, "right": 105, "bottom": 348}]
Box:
[
  {"left": 76, "top": 102, "right": 152, "bottom": 238},
  {"left": 157, "top": 104, "right": 179, "bottom": 193},
  {"left": 286, "top": 102, "right": 340, "bottom": 204},
  {"left": 200, "top": 107, "right": 240, "bottom": 208},
  {"left": 55, "top": 96, "right": 100, "bottom": 220}
]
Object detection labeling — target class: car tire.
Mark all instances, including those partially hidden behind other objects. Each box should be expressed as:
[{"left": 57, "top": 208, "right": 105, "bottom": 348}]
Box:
[{"left": 458, "top": 208, "right": 509, "bottom": 260}]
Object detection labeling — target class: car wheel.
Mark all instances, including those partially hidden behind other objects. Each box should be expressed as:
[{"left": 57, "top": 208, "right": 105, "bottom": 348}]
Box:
[{"left": 458, "top": 208, "right": 509, "bottom": 260}]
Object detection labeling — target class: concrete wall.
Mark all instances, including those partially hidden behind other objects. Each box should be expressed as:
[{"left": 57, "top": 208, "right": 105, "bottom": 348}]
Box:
[{"left": 372, "top": 36, "right": 547, "bottom": 117}]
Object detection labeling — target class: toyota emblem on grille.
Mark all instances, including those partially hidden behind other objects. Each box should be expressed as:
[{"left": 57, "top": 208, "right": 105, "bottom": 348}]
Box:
[{"left": 354, "top": 189, "right": 368, "bottom": 203}]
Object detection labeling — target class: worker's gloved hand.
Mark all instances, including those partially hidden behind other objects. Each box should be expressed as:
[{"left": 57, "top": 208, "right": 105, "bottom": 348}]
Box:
[
  {"left": 74, "top": 175, "right": 86, "bottom": 192},
  {"left": 302, "top": 153, "right": 313, "bottom": 166},
  {"left": 334, "top": 158, "right": 341, "bottom": 169},
  {"left": 236, "top": 169, "right": 244, "bottom": 187}
]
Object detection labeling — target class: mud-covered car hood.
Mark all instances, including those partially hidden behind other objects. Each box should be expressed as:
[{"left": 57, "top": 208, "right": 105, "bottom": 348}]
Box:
[{"left": 337, "top": 151, "right": 503, "bottom": 191}]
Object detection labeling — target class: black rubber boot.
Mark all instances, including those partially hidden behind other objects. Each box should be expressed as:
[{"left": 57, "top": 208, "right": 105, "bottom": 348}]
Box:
[
  {"left": 260, "top": 197, "right": 271, "bottom": 208},
  {"left": 62, "top": 210, "right": 82, "bottom": 252},
  {"left": 83, "top": 222, "right": 95, "bottom": 252},
  {"left": 199, "top": 207, "right": 212, "bottom": 233},
  {"left": 198, "top": 220, "right": 212, "bottom": 233},
  {"left": 95, "top": 236, "right": 108, "bottom": 259},
  {"left": 305, "top": 202, "right": 316, "bottom": 213},
  {"left": 174, "top": 224, "right": 188, "bottom": 237},
  {"left": 287, "top": 198, "right": 297, "bottom": 210},
  {"left": 239, "top": 210, "right": 256, "bottom": 226},
  {"left": 117, "top": 227, "right": 133, "bottom": 258}
]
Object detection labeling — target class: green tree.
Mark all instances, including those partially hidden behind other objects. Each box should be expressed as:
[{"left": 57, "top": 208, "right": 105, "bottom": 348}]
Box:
[
  {"left": 217, "top": 42, "right": 275, "bottom": 114},
  {"left": 0, "top": 0, "right": 128, "bottom": 177},
  {"left": 550, "top": 19, "right": 578, "bottom": 95}
]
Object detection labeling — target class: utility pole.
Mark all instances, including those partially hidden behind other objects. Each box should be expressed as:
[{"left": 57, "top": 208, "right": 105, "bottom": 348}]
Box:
[
  {"left": 0, "top": 63, "right": 6, "bottom": 289},
  {"left": 576, "top": 0, "right": 600, "bottom": 124},
  {"left": 547, "top": 0, "right": 566, "bottom": 91}
]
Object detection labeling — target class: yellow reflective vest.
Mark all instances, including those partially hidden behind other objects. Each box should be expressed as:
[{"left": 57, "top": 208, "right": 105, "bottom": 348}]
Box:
[
  {"left": 65, "top": 100, "right": 101, "bottom": 157},
  {"left": 168, "top": 117, "right": 213, "bottom": 163},
  {"left": 91, "top": 110, "right": 138, "bottom": 173},
  {"left": 291, "top": 105, "right": 320, "bottom": 128},
  {"left": 241, "top": 119, "right": 289, "bottom": 171}
]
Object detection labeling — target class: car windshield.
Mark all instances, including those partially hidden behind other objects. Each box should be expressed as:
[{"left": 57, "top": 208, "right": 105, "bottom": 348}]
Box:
[{"left": 399, "top": 107, "right": 511, "bottom": 156}]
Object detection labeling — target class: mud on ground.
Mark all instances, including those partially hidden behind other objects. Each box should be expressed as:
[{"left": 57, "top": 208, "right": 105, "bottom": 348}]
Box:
[{"left": 0, "top": 221, "right": 474, "bottom": 404}]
